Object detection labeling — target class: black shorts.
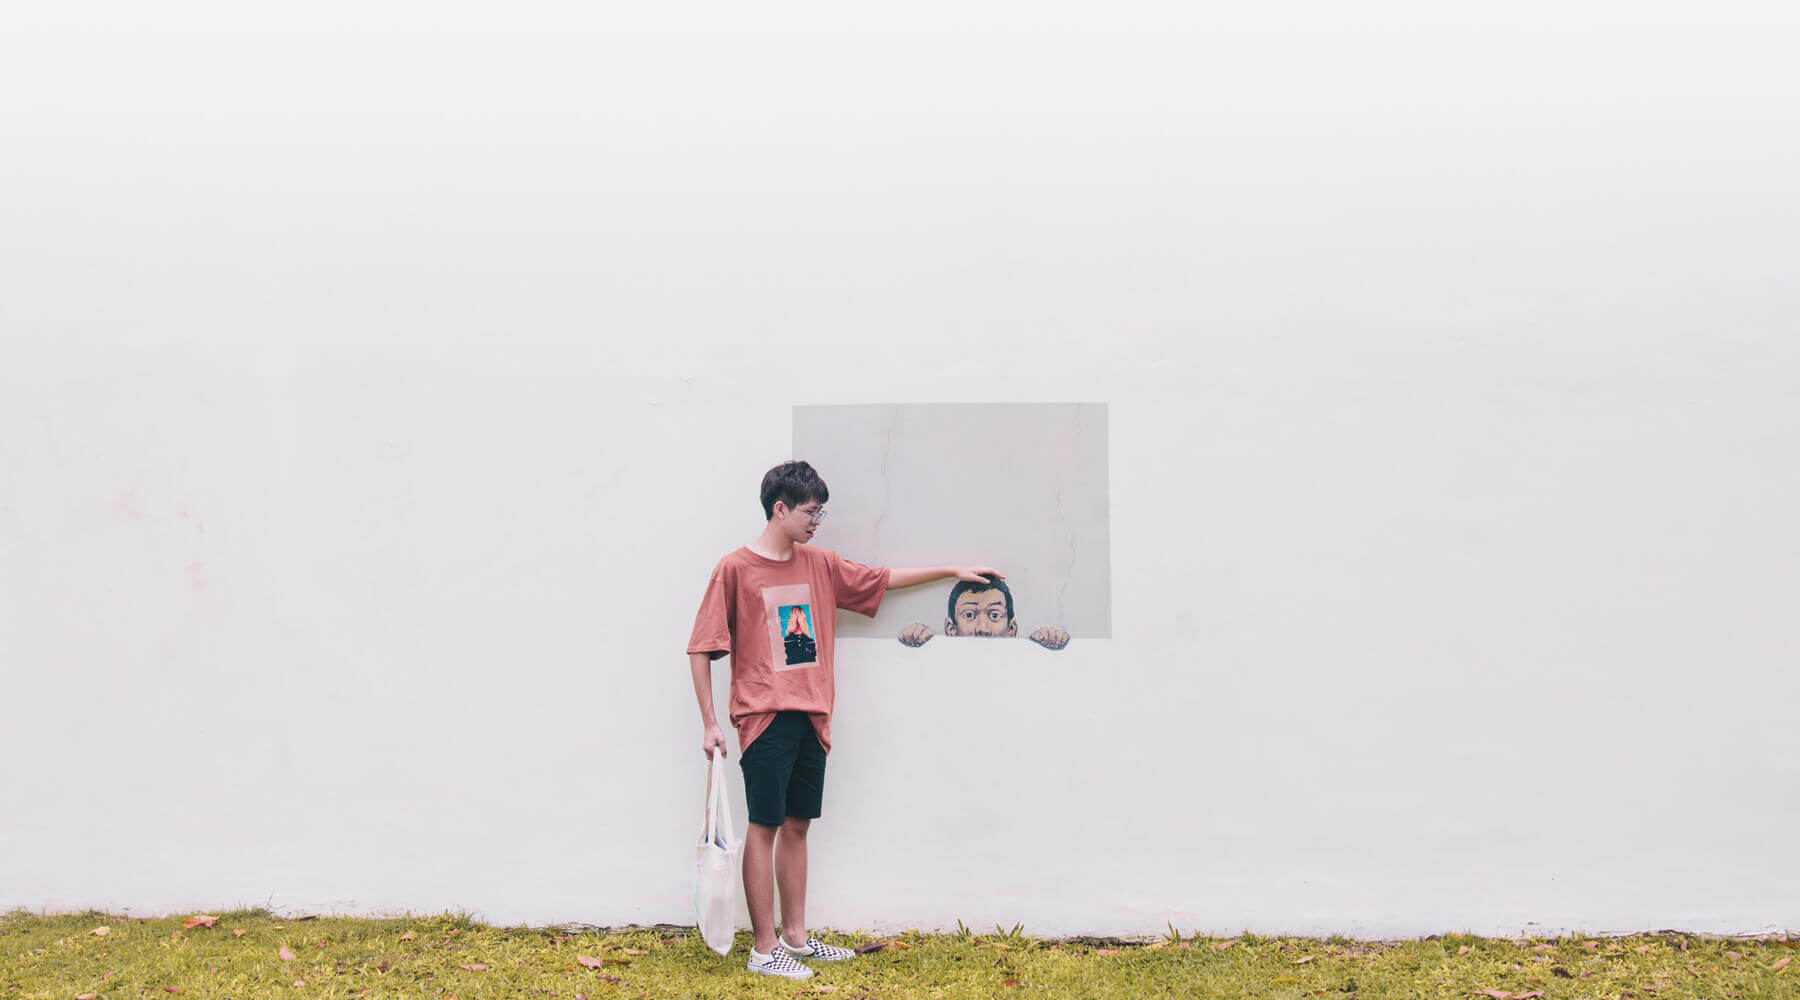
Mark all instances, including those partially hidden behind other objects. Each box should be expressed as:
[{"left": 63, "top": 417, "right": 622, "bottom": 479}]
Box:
[{"left": 739, "top": 711, "right": 827, "bottom": 827}]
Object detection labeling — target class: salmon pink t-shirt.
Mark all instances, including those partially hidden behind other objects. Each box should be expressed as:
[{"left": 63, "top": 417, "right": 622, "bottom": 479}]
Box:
[{"left": 686, "top": 543, "right": 891, "bottom": 753}]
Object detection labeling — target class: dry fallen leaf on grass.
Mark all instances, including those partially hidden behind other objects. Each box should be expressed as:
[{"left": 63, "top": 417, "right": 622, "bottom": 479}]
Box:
[
  {"left": 1000, "top": 980, "right": 1019, "bottom": 988},
  {"left": 1292, "top": 956, "right": 1314, "bottom": 965},
  {"left": 1214, "top": 941, "right": 1235, "bottom": 951},
  {"left": 1094, "top": 949, "right": 1120, "bottom": 957},
  {"left": 1531, "top": 944, "right": 1555, "bottom": 952},
  {"left": 291, "top": 981, "right": 305, "bottom": 989},
  {"left": 1634, "top": 945, "right": 1652, "bottom": 953},
  {"left": 183, "top": 915, "right": 218, "bottom": 929},
  {"left": 1579, "top": 941, "right": 1598, "bottom": 950},
  {"left": 278, "top": 945, "right": 297, "bottom": 962},
  {"left": 1726, "top": 951, "right": 1742, "bottom": 960},
  {"left": 621, "top": 948, "right": 648, "bottom": 956},
  {"left": 399, "top": 932, "right": 416, "bottom": 941},
  {"left": 170, "top": 931, "right": 182, "bottom": 941},
  {"left": 1458, "top": 946, "right": 1472, "bottom": 956},
  {"left": 577, "top": 955, "right": 605, "bottom": 968},
  {"left": 76, "top": 994, "right": 97, "bottom": 999},
  {"left": 890, "top": 941, "right": 912, "bottom": 950},
  {"left": 815, "top": 987, "right": 841, "bottom": 994},
  {"left": 459, "top": 963, "right": 488, "bottom": 971},
  {"left": 89, "top": 927, "right": 109, "bottom": 937},
  {"left": 551, "top": 935, "right": 574, "bottom": 944},
  {"left": 603, "top": 958, "right": 630, "bottom": 966},
  {"left": 1773, "top": 957, "right": 1792, "bottom": 972},
  {"left": 855, "top": 941, "right": 889, "bottom": 955},
  {"left": 233, "top": 930, "right": 246, "bottom": 938}
]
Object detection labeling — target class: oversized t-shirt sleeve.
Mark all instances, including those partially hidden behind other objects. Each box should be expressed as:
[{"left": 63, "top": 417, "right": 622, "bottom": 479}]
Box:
[
  {"left": 830, "top": 550, "right": 891, "bottom": 618},
  {"left": 686, "top": 564, "right": 734, "bottom": 660}
]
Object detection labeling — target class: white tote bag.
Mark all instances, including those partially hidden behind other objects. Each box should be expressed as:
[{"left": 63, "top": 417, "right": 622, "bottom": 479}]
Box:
[{"left": 693, "top": 747, "right": 742, "bottom": 956}]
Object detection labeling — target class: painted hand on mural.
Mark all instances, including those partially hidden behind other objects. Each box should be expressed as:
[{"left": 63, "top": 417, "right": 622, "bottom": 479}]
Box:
[{"left": 895, "top": 575, "right": 1071, "bottom": 650}]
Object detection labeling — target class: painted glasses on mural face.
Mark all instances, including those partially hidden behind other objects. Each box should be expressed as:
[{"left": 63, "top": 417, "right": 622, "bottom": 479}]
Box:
[{"left": 897, "top": 575, "right": 1070, "bottom": 650}]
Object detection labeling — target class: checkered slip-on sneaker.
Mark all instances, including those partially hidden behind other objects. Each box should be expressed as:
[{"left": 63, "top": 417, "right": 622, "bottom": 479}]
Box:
[
  {"left": 747, "top": 947, "right": 814, "bottom": 979},
  {"left": 779, "top": 936, "right": 858, "bottom": 962}
]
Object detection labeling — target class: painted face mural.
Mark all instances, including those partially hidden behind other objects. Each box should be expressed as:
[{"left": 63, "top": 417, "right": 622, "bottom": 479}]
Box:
[
  {"left": 897, "top": 576, "right": 1070, "bottom": 650},
  {"left": 947, "top": 587, "right": 1016, "bottom": 638}
]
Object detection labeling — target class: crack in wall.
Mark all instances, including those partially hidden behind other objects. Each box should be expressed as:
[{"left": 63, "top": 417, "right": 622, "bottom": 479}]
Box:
[
  {"left": 869, "top": 406, "right": 898, "bottom": 563},
  {"left": 1056, "top": 404, "right": 1081, "bottom": 628}
]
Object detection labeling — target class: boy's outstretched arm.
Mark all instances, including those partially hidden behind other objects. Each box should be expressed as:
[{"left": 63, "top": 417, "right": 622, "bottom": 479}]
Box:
[{"left": 886, "top": 565, "right": 1003, "bottom": 590}]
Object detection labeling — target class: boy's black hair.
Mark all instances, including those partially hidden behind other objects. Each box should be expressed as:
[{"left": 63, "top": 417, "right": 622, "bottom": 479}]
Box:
[
  {"left": 760, "top": 460, "right": 830, "bottom": 521},
  {"left": 946, "top": 575, "right": 1014, "bottom": 623}
]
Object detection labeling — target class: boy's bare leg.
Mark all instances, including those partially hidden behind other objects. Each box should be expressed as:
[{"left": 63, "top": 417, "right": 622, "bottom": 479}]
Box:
[
  {"left": 743, "top": 821, "right": 781, "bottom": 953},
  {"left": 775, "top": 817, "right": 810, "bottom": 947}
]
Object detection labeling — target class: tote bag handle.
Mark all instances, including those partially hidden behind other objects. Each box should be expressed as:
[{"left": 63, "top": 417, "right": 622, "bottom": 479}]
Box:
[{"left": 701, "top": 747, "right": 734, "bottom": 847}]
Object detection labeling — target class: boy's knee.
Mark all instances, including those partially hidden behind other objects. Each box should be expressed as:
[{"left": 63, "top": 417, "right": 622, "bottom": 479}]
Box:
[{"left": 780, "top": 817, "right": 811, "bottom": 837}]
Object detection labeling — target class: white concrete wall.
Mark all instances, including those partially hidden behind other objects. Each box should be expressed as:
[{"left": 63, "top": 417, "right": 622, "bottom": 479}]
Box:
[{"left": 3, "top": 2, "right": 1798, "bottom": 938}]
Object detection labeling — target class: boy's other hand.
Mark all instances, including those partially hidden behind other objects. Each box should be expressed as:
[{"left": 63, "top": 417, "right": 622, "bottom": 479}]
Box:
[
  {"left": 898, "top": 622, "right": 935, "bottom": 647},
  {"left": 955, "top": 565, "right": 1004, "bottom": 583},
  {"left": 702, "top": 725, "right": 727, "bottom": 760}
]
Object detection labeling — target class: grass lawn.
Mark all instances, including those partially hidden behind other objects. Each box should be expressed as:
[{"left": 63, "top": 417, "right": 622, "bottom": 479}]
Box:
[{"left": 3, "top": 909, "right": 1793, "bottom": 999}]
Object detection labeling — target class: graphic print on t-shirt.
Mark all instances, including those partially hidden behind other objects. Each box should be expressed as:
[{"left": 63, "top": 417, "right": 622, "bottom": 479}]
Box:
[{"left": 761, "top": 583, "right": 818, "bottom": 670}]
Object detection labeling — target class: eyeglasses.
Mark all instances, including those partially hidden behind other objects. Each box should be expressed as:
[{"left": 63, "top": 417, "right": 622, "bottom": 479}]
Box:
[{"left": 790, "top": 505, "right": 828, "bottom": 523}]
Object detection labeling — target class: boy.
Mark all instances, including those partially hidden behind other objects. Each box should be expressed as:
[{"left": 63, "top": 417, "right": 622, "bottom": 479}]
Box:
[{"left": 686, "top": 459, "right": 1002, "bottom": 979}]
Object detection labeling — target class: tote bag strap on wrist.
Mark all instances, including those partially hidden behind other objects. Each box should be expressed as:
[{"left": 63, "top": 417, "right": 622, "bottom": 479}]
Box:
[{"left": 702, "top": 747, "right": 734, "bottom": 848}]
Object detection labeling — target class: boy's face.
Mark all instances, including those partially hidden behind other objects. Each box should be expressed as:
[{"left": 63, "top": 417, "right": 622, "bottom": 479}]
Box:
[
  {"left": 945, "top": 588, "right": 1017, "bottom": 637},
  {"left": 775, "top": 496, "right": 825, "bottom": 543}
]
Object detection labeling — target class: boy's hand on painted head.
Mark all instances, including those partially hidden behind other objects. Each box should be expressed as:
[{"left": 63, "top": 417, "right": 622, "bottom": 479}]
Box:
[{"left": 956, "top": 565, "right": 1004, "bottom": 583}]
